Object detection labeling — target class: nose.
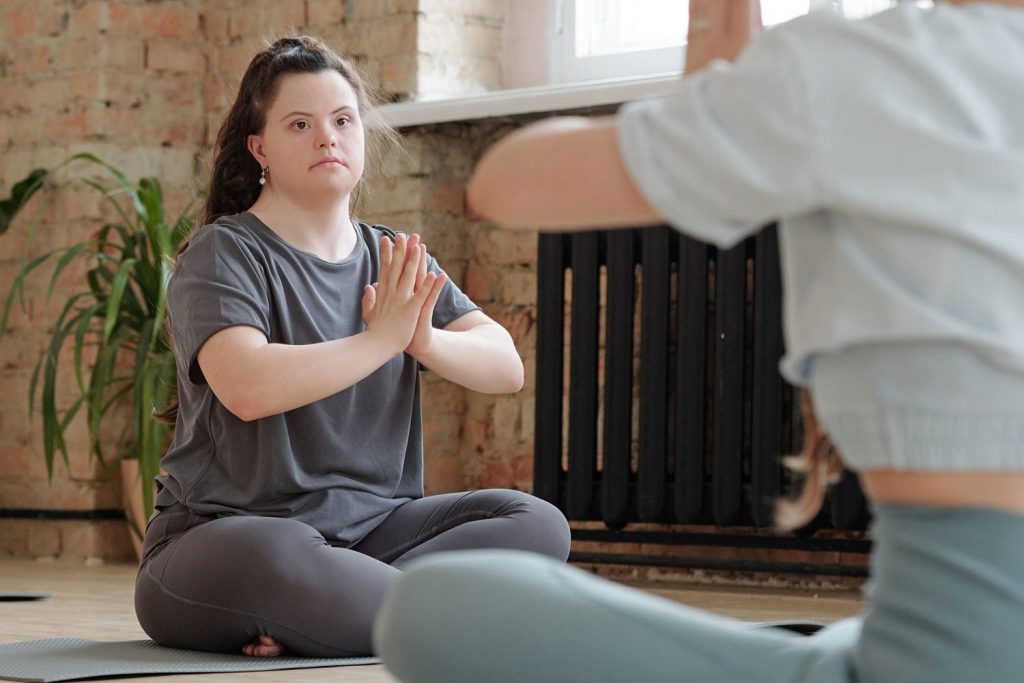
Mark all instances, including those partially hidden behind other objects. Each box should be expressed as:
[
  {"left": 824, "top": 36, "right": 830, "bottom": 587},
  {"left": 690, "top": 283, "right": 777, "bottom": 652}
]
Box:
[{"left": 316, "top": 123, "right": 337, "bottom": 148}]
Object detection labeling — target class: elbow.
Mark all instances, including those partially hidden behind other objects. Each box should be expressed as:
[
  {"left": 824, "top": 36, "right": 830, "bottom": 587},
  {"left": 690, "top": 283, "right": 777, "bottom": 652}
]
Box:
[
  {"left": 494, "top": 357, "right": 525, "bottom": 395},
  {"left": 215, "top": 389, "right": 267, "bottom": 423},
  {"left": 494, "top": 371, "right": 525, "bottom": 395},
  {"left": 487, "top": 331, "right": 525, "bottom": 393},
  {"left": 231, "top": 402, "right": 264, "bottom": 423},
  {"left": 509, "top": 361, "right": 525, "bottom": 393},
  {"left": 223, "top": 398, "right": 261, "bottom": 423},
  {"left": 468, "top": 354, "right": 524, "bottom": 395},
  {"left": 501, "top": 333, "right": 526, "bottom": 393},
  {"left": 479, "top": 371, "right": 523, "bottom": 396},
  {"left": 466, "top": 167, "right": 507, "bottom": 225},
  {"left": 467, "top": 152, "right": 534, "bottom": 228}
]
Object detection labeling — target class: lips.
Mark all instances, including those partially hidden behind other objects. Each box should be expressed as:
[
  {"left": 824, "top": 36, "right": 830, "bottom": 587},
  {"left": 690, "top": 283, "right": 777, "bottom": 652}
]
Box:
[{"left": 311, "top": 157, "right": 344, "bottom": 169}]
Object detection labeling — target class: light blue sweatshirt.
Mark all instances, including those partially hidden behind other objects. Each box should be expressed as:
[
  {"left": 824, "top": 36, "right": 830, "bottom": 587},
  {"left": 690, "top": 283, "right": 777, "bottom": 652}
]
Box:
[{"left": 618, "top": 3, "right": 1024, "bottom": 470}]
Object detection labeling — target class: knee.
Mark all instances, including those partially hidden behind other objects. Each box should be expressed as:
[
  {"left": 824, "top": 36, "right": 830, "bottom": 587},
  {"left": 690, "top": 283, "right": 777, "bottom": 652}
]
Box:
[
  {"left": 374, "top": 551, "right": 550, "bottom": 680},
  {"left": 215, "top": 517, "right": 326, "bottom": 580},
  {"left": 520, "top": 493, "right": 571, "bottom": 561},
  {"left": 374, "top": 555, "right": 466, "bottom": 678},
  {"left": 134, "top": 569, "right": 169, "bottom": 645},
  {"left": 489, "top": 489, "right": 571, "bottom": 561}
]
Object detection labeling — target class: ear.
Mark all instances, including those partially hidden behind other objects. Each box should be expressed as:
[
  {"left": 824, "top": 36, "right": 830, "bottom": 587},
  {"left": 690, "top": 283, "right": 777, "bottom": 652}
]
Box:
[{"left": 247, "top": 134, "right": 268, "bottom": 168}]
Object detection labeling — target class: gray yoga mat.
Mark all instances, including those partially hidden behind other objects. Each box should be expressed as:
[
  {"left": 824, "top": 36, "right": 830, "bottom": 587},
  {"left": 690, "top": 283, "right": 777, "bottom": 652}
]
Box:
[{"left": 0, "top": 638, "right": 379, "bottom": 682}]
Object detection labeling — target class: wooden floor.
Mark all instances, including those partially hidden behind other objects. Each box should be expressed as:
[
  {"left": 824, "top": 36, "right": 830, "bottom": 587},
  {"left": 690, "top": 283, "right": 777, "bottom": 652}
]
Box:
[{"left": 0, "top": 559, "right": 863, "bottom": 682}]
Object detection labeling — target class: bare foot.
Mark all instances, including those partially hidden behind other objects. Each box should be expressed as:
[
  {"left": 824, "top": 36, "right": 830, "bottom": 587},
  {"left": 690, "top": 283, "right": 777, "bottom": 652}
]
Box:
[{"left": 242, "top": 635, "right": 284, "bottom": 657}]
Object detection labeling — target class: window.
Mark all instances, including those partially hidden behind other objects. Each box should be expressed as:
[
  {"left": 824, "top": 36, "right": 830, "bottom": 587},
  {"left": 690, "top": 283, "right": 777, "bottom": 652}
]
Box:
[
  {"left": 550, "top": 0, "right": 928, "bottom": 85},
  {"left": 554, "top": 0, "right": 689, "bottom": 83},
  {"left": 387, "top": 0, "right": 934, "bottom": 126}
]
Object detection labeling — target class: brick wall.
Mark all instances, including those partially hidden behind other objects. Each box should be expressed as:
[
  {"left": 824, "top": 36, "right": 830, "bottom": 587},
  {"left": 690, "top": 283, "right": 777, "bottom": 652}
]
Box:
[
  {"left": 417, "top": 0, "right": 503, "bottom": 98},
  {"left": 0, "top": 0, "right": 524, "bottom": 560},
  {"left": 360, "top": 117, "right": 540, "bottom": 497},
  {"left": 1, "top": 0, "right": 213, "bottom": 561}
]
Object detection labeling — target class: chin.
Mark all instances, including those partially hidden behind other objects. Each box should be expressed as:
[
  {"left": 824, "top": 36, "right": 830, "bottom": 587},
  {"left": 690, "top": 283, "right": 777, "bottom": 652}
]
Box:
[{"left": 311, "top": 169, "right": 357, "bottom": 186}]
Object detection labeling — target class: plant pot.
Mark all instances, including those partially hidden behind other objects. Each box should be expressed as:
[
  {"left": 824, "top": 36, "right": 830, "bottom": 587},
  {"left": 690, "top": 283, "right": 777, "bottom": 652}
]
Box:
[{"left": 120, "top": 458, "right": 147, "bottom": 560}]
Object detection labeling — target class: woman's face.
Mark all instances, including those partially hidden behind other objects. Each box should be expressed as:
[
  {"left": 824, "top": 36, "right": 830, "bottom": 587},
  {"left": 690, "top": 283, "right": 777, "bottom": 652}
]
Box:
[{"left": 248, "top": 69, "right": 366, "bottom": 205}]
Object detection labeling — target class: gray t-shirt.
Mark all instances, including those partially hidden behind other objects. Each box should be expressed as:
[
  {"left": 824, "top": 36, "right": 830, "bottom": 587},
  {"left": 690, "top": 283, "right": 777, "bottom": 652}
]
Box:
[{"left": 155, "top": 211, "right": 480, "bottom": 545}]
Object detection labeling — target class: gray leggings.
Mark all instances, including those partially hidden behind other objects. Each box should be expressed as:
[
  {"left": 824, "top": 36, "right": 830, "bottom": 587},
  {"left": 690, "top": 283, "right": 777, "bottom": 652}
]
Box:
[
  {"left": 375, "top": 504, "right": 1024, "bottom": 682},
  {"left": 134, "top": 489, "right": 570, "bottom": 657}
]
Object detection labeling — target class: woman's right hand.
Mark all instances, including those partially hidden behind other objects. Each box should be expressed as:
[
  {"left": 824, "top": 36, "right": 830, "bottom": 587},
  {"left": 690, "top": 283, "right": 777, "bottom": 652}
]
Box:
[{"left": 361, "top": 233, "right": 438, "bottom": 354}]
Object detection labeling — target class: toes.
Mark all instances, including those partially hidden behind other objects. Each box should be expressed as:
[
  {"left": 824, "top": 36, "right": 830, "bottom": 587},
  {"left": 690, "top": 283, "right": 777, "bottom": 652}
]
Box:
[{"left": 242, "top": 635, "right": 283, "bottom": 657}]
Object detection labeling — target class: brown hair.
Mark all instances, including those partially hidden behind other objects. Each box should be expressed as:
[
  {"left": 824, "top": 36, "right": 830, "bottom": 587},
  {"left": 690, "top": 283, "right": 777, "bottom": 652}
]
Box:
[
  {"left": 775, "top": 391, "right": 845, "bottom": 530},
  {"left": 154, "top": 36, "right": 398, "bottom": 425}
]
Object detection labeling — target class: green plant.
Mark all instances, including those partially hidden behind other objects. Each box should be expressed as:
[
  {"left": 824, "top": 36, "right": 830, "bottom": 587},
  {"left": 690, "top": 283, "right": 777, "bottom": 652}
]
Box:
[{"left": 0, "top": 153, "right": 199, "bottom": 522}]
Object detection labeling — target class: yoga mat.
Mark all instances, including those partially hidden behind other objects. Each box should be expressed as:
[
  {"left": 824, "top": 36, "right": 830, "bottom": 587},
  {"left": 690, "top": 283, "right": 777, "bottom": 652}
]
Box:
[
  {"left": 0, "top": 638, "right": 379, "bottom": 682},
  {"left": 0, "top": 594, "right": 48, "bottom": 602}
]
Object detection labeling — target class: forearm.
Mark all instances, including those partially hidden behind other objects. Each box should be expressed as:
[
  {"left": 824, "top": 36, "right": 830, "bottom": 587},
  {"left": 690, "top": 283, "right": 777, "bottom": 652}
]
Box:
[
  {"left": 203, "top": 234, "right": 438, "bottom": 421},
  {"left": 411, "top": 324, "right": 524, "bottom": 394},
  {"left": 219, "top": 330, "right": 401, "bottom": 420},
  {"left": 467, "top": 116, "right": 661, "bottom": 231},
  {"left": 685, "top": 0, "right": 762, "bottom": 74}
]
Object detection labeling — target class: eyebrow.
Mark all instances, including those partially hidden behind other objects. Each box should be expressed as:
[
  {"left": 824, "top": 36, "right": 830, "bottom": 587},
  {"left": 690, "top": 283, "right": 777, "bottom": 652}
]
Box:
[{"left": 279, "top": 106, "right": 356, "bottom": 121}]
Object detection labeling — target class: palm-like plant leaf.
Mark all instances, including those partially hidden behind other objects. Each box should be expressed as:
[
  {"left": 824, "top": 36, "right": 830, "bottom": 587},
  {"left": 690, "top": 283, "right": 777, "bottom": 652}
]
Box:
[
  {"left": 0, "top": 154, "right": 201, "bottom": 521},
  {"left": 0, "top": 169, "right": 47, "bottom": 236},
  {"left": 1, "top": 250, "right": 58, "bottom": 339}
]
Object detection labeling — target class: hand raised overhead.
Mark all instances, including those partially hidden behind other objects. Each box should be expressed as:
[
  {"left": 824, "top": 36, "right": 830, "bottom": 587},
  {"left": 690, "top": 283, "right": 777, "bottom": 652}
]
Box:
[{"left": 685, "top": 0, "right": 762, "bottom": 74}]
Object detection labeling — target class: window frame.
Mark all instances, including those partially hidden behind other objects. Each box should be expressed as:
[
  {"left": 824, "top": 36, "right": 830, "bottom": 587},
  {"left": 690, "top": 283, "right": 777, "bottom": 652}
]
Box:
[
  {"left": 550, "top": 0, "right": 908, "bottom": 86},
  {"left": 552, "top": 0, "right": 687, "bottom": 84}
]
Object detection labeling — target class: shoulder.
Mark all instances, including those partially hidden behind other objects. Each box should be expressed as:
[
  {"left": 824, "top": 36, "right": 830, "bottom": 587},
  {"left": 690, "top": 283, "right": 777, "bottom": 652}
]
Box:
[
  {"left": 356, "top": 220, "right": 398, "bottom": 241},
  {"left": 736, "top": 6, "right": 950, "bottom": 118},
  {"left": 354, "top": 221, "right": 400, "bottom": 260},
  {"left": 179, "top": 213, "right": 265, "bottom": 264},
  {"left": 766, "top": 6, "right": 902, "bottom": 40},
  {"left": 171, "top": 214, "right": 271, "bottom": 294},
  {"left": 762, "top": 5, "right": 938, "bottom": 63}
]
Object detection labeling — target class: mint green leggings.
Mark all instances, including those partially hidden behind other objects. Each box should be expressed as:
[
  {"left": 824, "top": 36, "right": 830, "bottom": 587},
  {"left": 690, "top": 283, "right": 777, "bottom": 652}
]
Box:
[{"left": 374, "top": 504, "right": 1024, "bottom": 682}]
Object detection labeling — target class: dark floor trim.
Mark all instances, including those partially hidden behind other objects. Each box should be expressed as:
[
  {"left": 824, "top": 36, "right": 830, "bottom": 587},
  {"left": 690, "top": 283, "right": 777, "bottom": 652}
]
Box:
[
  {"left": 0, "top": 508, "right": 125, "bottom": 521},
  {"left": 572, "top": 528, "right": 872, "bottom": 554},
  {"left": 570, "top": 552, "right": 870, "bottom": 578}
]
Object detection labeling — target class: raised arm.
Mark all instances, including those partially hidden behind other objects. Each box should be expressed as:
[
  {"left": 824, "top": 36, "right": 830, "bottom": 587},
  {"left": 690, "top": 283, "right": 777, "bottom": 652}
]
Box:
[
  {"left": 467, "top": 0, "right": 763, "bottom": 232},
  {"left": 466, "top": 116, "right": 661, "bottom": 231},
  {"left": 685, "top": 0, "right": 762, "bottom": 74}
]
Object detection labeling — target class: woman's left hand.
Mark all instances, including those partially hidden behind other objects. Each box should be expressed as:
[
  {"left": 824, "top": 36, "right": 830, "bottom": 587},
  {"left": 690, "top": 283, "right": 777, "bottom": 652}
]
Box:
[
  {"left": 405, "top": 236, "right": 447, "bottom": 358},
  {"left": 363, "top": 234, "right": 447, "bottom": 358}
]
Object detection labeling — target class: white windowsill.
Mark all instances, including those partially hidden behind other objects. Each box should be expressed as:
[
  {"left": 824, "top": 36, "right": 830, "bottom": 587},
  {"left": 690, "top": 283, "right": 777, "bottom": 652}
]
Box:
[{"left": 378, "top": 73, "right": 681, "bottom": 129}]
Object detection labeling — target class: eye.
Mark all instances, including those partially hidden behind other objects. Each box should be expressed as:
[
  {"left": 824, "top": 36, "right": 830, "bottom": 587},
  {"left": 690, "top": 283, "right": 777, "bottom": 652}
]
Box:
[
  {"left": 292, "top": 120, "right": 309, "bottom": 130},
  {"left": 336, "top": 116, "right": 350, "bottom": 127}
]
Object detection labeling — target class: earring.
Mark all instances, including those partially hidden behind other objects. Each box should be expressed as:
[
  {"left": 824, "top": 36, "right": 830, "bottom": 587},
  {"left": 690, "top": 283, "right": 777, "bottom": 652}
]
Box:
[{"left": 259, "top": 167, "right": 268, "bottom": 186}]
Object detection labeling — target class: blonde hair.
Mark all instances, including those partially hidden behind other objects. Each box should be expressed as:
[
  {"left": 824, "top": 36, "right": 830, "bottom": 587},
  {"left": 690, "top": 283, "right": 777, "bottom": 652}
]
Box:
[{"left": 775, "top": 391, "right": 845, "bottom": 530}]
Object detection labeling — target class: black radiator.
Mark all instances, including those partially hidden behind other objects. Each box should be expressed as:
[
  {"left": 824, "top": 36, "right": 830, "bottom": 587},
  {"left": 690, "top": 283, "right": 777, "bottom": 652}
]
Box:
[{"left": 533, "top": 225, "right": 869, "bottom": 545}]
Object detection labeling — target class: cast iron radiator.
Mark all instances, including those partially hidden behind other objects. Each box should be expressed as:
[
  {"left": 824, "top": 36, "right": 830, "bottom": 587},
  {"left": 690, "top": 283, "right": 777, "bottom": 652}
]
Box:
[{"left": 533, "top": 225, "right": 870, "bottom": 575}]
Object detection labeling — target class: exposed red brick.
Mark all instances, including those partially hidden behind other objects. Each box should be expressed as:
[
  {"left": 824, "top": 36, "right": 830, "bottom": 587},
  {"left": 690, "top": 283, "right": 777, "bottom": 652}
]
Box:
[{"left": 7, "top": 9, "right": 36, "bottom": 39}]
